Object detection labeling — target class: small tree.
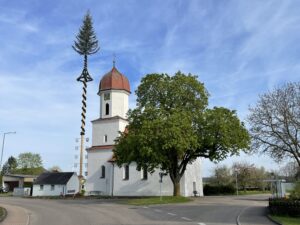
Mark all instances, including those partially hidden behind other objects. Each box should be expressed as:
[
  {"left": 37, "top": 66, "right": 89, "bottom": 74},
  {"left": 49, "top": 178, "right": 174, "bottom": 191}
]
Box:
[
  {"left": 1, "top": 156, "right": 17, "bottom": 175},
  {"left": 248, "top": 82, "right": 300, "bottom": 167},
  {"left": 212, "top": 165, "right": 233, "bottom": 186},
  {"left": 114, "top": 72, "right": 250, "bottom": 196}
]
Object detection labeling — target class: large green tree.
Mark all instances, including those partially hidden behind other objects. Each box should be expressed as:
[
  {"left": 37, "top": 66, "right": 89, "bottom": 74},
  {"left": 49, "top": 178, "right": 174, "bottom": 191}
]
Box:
[
  {"left": 114, "top": 72, "right": 250, "bottom": 196},
  {"left": 1, "top": 156, "right": 17, "bottom": 175},
  {"left": 14, "top": 152, "right": 44, "bottom": 175}
]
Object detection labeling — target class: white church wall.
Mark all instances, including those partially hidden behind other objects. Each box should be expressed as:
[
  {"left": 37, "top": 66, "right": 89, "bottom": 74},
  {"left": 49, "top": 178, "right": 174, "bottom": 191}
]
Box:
[
  {"left": 92, "top": 120, "right": 120, "bottom": 146},
  {"left": 113, "top": 163, "right": 174, "bottom": 196},
  {"left": 86, "top": 149, "right": 113, "bottom": 195},
  {"left": 181, "top": 157, "right": 203, "bottom": 196},
  {"left": 111, "top": 91, "right": 129, "bottom": 118},
  {"left": 99, "top": 90, "right": 129, "bottom": 119}
]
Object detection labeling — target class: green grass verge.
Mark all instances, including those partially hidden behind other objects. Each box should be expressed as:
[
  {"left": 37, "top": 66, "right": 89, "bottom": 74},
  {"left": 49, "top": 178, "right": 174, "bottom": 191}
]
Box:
[
  {"left": 125, "top": 196, "right": 192, "bottom": 205},
  {"left": 0, "top": 206, "right": 7, "bottom": 222},
  {"left": 270, "top": 215, "right": 300, "bottom": 225},
  {"left": 0, "top": 192, "right": 12, "bottom": 197}
]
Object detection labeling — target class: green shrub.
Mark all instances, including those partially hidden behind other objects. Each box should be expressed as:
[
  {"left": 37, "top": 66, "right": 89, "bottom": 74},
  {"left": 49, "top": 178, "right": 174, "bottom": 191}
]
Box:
[
  {"left": 269, "top": 198, "right": 300, "bottom": 217},
  {"left": 204, "top": 184, "right": 236, "bottom": 195}
]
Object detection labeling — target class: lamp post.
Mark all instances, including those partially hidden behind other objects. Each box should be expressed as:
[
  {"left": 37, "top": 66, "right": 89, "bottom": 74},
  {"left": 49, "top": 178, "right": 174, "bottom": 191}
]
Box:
[
  {"left": 0, "top": 132, "right": 16, "bottom": 171},
  {"left": 235, "top": 169, "right": 238, "bottom": 196}
]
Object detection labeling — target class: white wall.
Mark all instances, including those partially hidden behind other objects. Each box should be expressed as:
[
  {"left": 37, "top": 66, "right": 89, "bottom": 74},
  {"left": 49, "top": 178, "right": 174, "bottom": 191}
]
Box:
[
  {"left": 113, "top": 163, "right": 174, "bottom": 196},
  {"left": 181, "top": 157, "right": 203, "bottom": 196},
  {"left": 66, "top": 174, "right": 80, "bottom": 195},
  {"left": 32, "top": 184, "right": 65, "bottom": 196},
  {"left": 92, "top": 119, "right": 122, "bottom": 146},
  {"left": 99, "top": 90, "right": 129, "bottom": 119},
  {"left": 86, "top": 149, "right": 113, "bottom": 195}
]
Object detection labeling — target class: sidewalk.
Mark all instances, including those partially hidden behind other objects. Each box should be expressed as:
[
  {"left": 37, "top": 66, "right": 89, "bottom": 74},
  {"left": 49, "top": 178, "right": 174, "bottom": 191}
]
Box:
[
  {"left": 0, "top": 204, "right": 29, "bottom": 225},
  {"left": 238, "top": 205, "right": 277, "bottom": 225}
]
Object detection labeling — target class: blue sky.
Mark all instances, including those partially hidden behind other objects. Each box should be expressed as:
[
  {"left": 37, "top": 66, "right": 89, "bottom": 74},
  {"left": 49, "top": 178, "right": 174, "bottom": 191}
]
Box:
[{"left": 0, "top": 0, "right": 299, "bottom": 176}]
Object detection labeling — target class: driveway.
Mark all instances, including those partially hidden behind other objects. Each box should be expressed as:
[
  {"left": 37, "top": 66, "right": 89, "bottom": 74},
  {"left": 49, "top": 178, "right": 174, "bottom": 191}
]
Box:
[{"left": 0, "top": 195, "right": 276, "bottom": 225}]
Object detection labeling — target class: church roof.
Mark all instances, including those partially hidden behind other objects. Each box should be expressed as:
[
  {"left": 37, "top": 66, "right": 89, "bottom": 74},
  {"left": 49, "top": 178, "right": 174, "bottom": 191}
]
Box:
[
  {"left": 34, "top": 172, "right": 76, "bottom": 185},
  {"left": 99, "top": 66, "right": 130, "bottom": 94},
  {"left": 86, "top": 145, "right": 114, "bottom": 151}
]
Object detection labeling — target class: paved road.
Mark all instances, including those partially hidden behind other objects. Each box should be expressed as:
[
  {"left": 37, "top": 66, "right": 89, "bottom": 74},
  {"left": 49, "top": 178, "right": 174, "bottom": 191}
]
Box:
[{"left": 0, "top": 195, "right": 276, "bottom": 225}]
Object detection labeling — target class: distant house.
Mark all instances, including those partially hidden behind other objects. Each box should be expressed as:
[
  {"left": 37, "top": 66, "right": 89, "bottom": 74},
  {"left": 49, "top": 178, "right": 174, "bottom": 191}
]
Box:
[{"left": 32, "top": 172, "right": 79, "bottom": 196}]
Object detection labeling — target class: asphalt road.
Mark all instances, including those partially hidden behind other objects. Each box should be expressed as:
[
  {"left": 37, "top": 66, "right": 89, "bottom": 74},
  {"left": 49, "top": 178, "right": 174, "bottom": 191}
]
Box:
[{"left": 0, "top": 195, "right": 276, "bottom": 225}]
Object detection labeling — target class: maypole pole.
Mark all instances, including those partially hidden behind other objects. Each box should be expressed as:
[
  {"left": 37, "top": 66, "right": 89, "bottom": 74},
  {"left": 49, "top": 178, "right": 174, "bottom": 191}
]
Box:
[{"left": 72, "top": 11, "right": 99, "bottom": 192}]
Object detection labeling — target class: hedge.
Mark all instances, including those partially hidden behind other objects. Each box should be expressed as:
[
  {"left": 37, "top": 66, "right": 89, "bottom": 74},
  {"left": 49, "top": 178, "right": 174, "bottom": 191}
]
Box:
[
  {"left": 269, "top": 198, "right": 300, "bottom": 217},
  {"left": 203, "top": 184, "right": 236, "bottom": 195}
]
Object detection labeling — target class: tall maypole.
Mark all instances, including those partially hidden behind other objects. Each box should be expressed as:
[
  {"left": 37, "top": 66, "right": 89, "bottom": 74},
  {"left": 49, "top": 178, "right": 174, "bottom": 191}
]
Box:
[{"left": 72, "top": 11, "right": 99, "bottom": 184}]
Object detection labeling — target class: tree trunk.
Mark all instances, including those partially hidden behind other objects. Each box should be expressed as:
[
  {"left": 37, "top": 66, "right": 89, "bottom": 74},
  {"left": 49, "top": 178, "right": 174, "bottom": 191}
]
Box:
[{"left": 172, "top": 179, "right": 181, "bottom": 196}]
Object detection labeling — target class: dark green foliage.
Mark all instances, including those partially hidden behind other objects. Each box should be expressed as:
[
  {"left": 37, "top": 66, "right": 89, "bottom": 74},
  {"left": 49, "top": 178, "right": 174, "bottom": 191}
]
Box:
[
  {"left": 114, "top": 72, "right": 250, "bottom": 196},
  {"left": 203, "top": 184, "right": 236, "bottom": 195},
  {"left": 1, "top": 156, "right": 17, "bottom": 175},
  {"left": 72, "top": 11, "right": 99, "bottom": 56},
  {"left": 269, "top": 198, "right": 300, "bottom": 217}
]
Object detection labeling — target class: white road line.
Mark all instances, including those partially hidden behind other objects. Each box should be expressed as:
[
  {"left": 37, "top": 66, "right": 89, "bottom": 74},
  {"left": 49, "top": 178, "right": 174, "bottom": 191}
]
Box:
[
  {"left": 181, "top": 217, "right": 192, "bottom": 221},
  {"left": 198, "top": 223, "right": 206, "bottom": 225},
  {"left": 154, "top": 209, "right": 162, "bottom": 212},
  {"left": 143, "top": 206, "right": 148, "bottom": 209},
  {"left": 167, "top": 212, "right": 176, "bottom": 216}
]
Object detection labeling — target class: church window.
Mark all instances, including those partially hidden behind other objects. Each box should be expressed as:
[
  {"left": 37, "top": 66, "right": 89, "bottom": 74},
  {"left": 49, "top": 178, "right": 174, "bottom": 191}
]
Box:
[
  {"left": 105, "top": 103, "right": 109, "bottom": 115},
  {"left": 104, "top": 135, "right": 108, "bottom": 143},
  {"left": 141, "top": 168, "right": 148, "bottom": 180},
  {"left": 100, "top": 165, "right": 105, "bottom": 178},
  {"left": 40, "top": 185, "right": 44, "bottom": 190},
  {"left": 123, "top": 164, "right": 129, "bottom": 180}
]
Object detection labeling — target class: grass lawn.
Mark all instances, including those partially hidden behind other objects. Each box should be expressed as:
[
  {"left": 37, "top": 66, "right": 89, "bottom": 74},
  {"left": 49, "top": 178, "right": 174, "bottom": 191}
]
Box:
[
  {"left": 270, "top": 215, "right": 300, "bottom": 225},
  {"left": 125, "top": 196, "right": 192, "bottom": 205}
]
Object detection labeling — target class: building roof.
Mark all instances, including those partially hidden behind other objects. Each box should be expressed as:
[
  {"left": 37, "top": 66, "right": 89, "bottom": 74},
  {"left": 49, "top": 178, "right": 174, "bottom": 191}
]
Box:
[
  {"left": 4, "top": 174, "right": 38, "bottom": 178},
  {"left": 86, "top": 145, "right": 114, "bottom": 152},
  {"left": 91, "top": 115, "right": 127, "bottom": 123},
  {"left": 98, "top": 66, "right": 130, "bottom": 94},
  {"left": 33, "top": 172, "right": 76, "bottom": 185}
]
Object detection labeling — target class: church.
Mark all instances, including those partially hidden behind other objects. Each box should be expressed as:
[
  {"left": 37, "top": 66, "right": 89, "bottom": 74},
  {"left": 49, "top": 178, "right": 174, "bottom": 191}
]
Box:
[{"left": 85, "top": 64, "right": 203, "bottom": 196}]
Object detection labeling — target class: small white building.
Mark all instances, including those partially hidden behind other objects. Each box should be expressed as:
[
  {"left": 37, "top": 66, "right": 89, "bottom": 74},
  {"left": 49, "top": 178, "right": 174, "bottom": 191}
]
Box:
[
  {"left": 86, "top": 64, "right": 204, "bottom": 197},
  {"left": 32, "top": 172, "right": 79, "bottom": 196}
]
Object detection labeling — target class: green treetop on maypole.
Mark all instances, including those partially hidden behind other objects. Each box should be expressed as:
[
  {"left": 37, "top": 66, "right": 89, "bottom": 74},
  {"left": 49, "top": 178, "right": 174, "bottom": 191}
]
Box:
[{"left": 72, "top": 11, "right": 100, "bottom": 82}]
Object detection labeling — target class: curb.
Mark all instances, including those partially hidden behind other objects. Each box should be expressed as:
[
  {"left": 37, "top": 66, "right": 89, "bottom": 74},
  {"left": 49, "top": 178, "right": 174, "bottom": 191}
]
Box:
[
  {"left": 266, "top": 215, "right": 283, "bottom": 225},
  {"left": 0, "top": 207, "right": 8, "bottom": 222},
  {"left": 236, "top": 206, "right": 250, "bottom": 225}
]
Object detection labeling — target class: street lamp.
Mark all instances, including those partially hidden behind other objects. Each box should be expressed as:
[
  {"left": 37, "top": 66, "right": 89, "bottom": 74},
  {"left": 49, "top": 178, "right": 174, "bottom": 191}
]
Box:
[{"left": 0, "top": 132, "right": 16, "bottom": 171}]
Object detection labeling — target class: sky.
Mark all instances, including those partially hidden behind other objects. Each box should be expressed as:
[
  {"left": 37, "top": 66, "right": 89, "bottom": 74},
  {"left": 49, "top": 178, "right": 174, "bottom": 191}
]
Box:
[{"left": 0, "top": 0, "right": 300, "bottom": 177}]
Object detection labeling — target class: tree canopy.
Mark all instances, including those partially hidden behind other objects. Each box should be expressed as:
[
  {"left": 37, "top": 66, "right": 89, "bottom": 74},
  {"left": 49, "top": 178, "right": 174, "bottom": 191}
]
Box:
[
  {"left": 72, "top": 11, "right": 99, "bottom": 56},
  {"left": 1, "top": 156, "right": 17, "bottom": 175},
  {"left": 114, "top": 72, "right": 250, "bottom": 196},
  {"left": 248, "top": 82, "right": 300, "bottom": 167}
]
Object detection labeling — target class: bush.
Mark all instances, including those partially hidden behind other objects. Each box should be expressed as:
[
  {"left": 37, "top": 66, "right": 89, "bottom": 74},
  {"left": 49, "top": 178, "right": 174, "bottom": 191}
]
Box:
[
  {"left": 204, "top": 184, "right": 236, "bottom": 195},
  {"left": 269, "top": 198, "right": 300, "bottom": 217}
]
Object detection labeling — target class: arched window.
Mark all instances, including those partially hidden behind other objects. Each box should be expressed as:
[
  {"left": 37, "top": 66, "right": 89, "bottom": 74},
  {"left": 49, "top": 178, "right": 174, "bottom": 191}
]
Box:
[
  {"left": 100, "top": 165, "right": 105, "bottom": 178},
  {"left": 105, "top": 103, "right": 109, "bottom": 115}
]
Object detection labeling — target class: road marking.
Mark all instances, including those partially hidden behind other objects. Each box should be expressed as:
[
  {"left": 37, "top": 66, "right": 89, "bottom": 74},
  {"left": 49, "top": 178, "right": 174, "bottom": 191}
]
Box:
[
  {"left": 198, "top": 223, "right": 206, "bottom": 225},
  {"left": 143, "top": 206, "right": 148, "bottom": 209},
  {"left": 181, "top": 217, "right": 192, "bottom": 221},
  {"left": 154, "top": 209, "right": 162, "bottom": 212},
  {"left": 167, "top": 212, "right": 176, "bottom": 216}
]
